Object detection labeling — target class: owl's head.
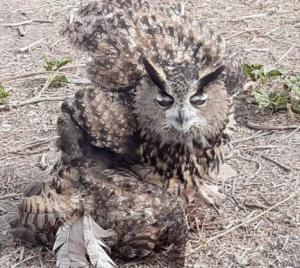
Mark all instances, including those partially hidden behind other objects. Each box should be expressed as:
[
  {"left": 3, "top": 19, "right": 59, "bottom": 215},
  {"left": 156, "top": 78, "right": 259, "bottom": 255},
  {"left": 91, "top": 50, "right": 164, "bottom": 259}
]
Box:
[{"left": 133, "top": 58, "right": 230, "bottom": 147}]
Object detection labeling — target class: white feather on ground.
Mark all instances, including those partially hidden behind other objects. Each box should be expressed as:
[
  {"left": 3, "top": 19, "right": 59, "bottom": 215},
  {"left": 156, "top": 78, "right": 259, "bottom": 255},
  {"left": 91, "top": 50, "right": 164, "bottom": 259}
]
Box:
[
  {"left": 83, "top": 215, "right": 117, "bottom": 268},
  {"left": 53, "top": 221, "right": 90, "bottom": 268}
]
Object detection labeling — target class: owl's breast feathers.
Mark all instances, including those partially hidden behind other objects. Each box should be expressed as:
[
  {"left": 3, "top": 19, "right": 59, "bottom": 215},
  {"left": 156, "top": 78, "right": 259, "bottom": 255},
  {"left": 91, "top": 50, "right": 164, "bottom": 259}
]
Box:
[{"left": 138, "top": 130, "right": 225, "bottom": 200}]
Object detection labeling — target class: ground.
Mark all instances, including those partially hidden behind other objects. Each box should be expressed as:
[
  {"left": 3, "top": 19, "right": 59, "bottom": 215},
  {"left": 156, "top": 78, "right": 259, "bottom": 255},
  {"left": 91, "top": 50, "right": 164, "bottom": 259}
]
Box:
[{"left": 0, "top": 0, "right": 299, "bottom": 267}]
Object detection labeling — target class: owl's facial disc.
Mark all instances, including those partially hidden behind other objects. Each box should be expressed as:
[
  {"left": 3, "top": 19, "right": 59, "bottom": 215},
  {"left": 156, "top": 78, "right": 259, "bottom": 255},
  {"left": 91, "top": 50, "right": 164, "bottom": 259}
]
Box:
[
  {"left": 137, "top": 59, "right": 228, "bottom": 141},
  {"left": 163, "top": 66, "right": 225, "bottom": 134}
]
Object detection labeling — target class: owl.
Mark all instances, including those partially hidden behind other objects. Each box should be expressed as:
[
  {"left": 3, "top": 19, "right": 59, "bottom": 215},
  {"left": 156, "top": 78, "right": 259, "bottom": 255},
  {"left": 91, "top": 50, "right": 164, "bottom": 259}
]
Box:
[
  {"left": 60, "top": 0, "right": 245, "bottom": 207},
  {"left": 10, "top": 161, "right": 187, "bottom": 267},
  {"left": 10, "top": 1, "right": 246, "bottom": 266}
]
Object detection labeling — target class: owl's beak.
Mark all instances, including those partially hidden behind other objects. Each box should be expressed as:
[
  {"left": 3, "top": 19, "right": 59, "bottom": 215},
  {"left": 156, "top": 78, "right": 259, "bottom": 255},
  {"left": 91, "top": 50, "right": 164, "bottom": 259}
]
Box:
[{"left": 174, "top": 111, "right": 191, "bottom": 133}]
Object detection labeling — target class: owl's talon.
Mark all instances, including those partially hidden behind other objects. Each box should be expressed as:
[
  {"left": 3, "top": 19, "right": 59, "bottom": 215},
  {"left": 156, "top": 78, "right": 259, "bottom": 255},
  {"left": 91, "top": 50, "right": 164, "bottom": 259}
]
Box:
[{"left": 198, "top": 183, "right": 225, "bottom": 209}]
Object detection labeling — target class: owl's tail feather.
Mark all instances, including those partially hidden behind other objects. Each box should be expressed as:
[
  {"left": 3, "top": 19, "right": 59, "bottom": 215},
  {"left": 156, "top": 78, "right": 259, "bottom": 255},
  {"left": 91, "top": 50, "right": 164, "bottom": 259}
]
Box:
[
  {"left": 10, "top": 186, "right": 69, "bottom": 246},
  {"left": 11, "top": 184, "right": 117, "bottom": 267},
  {"left": 54, "top": 215, "right": 117, "bottom": 268}
]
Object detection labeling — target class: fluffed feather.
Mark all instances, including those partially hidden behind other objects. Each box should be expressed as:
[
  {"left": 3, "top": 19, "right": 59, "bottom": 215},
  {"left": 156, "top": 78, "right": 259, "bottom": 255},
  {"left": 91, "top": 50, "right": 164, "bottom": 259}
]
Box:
[{"left": 53, "top": 215, "right": 117, "bottom": 268}]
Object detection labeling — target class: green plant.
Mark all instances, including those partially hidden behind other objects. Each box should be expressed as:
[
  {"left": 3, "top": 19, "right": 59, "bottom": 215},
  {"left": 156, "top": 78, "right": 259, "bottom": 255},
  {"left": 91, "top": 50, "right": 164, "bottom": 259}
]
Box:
[
  {"left": 253, "top": 88, "right": 290, "bottom": 110},
  {"left": 243, "top": 63, "right": 300, "bottom": 114},
  {"left": 243, "top": 64, "right": 283, "bottom": 83},
  {"left": 284, "top": 74, "right": 300, "bottom": 113},
  {"left": 284, "top": 74, "right": 300, "bottom": 95},
  {"left": 43, "top": 56, "right": 72, "bottom": 87},
  {"left": 0, "top": 85, "right": 9, "bottom": 104}
]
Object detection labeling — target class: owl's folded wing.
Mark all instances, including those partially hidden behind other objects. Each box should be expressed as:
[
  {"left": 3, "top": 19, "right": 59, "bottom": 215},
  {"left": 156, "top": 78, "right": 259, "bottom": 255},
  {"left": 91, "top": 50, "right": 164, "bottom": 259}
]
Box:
[{"left": 57, "top": 87, "right": 138, "bottom": 161}]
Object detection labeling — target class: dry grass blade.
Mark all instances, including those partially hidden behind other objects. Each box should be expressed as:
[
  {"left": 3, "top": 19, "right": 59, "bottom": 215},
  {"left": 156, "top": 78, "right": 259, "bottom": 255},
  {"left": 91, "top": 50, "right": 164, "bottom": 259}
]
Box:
[
  {"left": 0, "top": 19, "right": 53, "bottom": 27},
  {"left": 0, "top": 193, "right": 22, "bottom": 200},
  {"left": 260, "top": 155, "right": 292, "bottom": 172},
  {"left": 11, "top": 255, "right": 38, "bottom": 268},
  {"left": 189, "top": 192, "right": 297, "bottom": 254},
  {"left": 247, "top": 121, "right": 300, "bottom": 131},
  {"left": 0, "top": 96, "right": 67, "bottom": 111}
]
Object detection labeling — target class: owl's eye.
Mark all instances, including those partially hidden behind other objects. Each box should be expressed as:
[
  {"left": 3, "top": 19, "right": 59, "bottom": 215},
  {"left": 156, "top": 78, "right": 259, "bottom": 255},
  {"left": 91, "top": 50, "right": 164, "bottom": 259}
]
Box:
[
  {"left": 155, "top": 94, "right": 174, "bottom": 108},
  {"left": 190, "top": 93, "right": 208, "bottom": 106}
]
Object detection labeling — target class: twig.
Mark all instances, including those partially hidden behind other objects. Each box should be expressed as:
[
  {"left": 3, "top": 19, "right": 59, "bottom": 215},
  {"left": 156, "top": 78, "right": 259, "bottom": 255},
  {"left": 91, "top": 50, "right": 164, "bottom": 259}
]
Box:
[
  {"left": 189, "top": 192, "right": 297, "bottom": 254},
  {"left": 0, "top": 64, "right": 87, "bottom": 82},
  {"left": 244, "top": 48, "right": 270, "bottom": 53},
  {"left": 11, "top": 255, "right": 38, "bottom": 268},
  {"left": 19, "top": 247, "right": 25, "bottom": 262},
  {"left": 0, "top": 96, "right": 67, "bottom": 111},
  {"left": 274, "top": 44, "right": 296, "bottom": 65},
  {"left": 0, "top": 71, "right": 46, "bottom": 82},
  {"left": 16, "top": 26, "right": 27, "bottom": 37},
  {"left": 237, "top": 145, "right": 285, "bottom": 150},
  {"left": 231, "top": 130, "right": 274, "bottom": 145},
  {"left": 246, "top": 121, "right": 300, "bottom": 131},
  {"left": 238, "top": 152, "right": 262, "bottom": 178},
  {"left": 0, "top": 193, "right": 22, "bottom": 200},
  {"left": 0, "top": 19, "right": 53, "bottom": 27},
  {"left": 37, "top": 76, "right": 52, "bottom": 97},
  {"left": 4, "top": 136, "right": 57, "bottom": 155},
  {"left": 207, "top": 192, "right": 297, "bottom": 242},
  {"left": 260, "top": 155, "right": 292, "bottom": 172},
  {"left": 244, "top": 202, "right": 268, "bottom": 210},
  {"left": 16, "top": 38, "right": 46, "bottom": 53},
  {"left": 225, "top": 28, "right": 262, "bottom": 40},
  {"left": 230, "top": 13, "right": 267, "bottom": 21},
  {"left": 273, "top": 125, "right": 300, "bottom": 144}
]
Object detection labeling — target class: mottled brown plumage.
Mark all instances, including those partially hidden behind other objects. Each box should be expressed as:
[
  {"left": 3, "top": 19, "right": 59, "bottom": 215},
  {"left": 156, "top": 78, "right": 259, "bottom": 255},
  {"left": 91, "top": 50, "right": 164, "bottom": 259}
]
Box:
[
  {"left": 11, "top": 1, "right": 246, "bottom": 266},
  {"left": 61, "top": 0, "right": 245, "bottom": 206},
  {"left": 64, "top": 0, "right": 243, "bottom": 92},
  {"left": 11, "top": 162, "right": 187, "bottom": 267}
]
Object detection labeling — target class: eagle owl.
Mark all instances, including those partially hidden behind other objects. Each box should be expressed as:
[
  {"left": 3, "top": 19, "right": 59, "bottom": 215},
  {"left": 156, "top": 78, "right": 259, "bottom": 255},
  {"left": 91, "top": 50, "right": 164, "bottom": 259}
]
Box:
[
  {"left": 11, "top": 0, "right": 245, "bottom": 266},
  {"left": 61, "top": 0, "right": 245, "bottom": 206}
]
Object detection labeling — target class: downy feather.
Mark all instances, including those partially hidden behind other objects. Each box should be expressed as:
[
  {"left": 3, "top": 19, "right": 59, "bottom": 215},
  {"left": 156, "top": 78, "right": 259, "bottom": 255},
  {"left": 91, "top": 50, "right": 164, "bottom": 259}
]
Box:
[
  {"left": 83, "top": 215, "right": 117, "bottom": 268},
  {"left": 53, "top": 221, "right": 90, "bottom": 268}
]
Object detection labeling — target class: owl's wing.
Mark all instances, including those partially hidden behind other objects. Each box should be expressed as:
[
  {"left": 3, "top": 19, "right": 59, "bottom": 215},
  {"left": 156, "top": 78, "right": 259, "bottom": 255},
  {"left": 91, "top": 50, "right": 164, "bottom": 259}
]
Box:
[
  {"left": 59, "top": 86, "right": 138, "bottom": 158},
  {"left": 62, "top": 0, "right": 150, "bottom": 89}
]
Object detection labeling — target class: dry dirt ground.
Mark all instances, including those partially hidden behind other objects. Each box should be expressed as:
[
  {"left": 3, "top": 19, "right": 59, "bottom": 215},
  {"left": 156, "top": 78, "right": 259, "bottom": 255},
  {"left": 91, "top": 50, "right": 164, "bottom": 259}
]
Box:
[{"left": 0, "top": 0, "right": 299, "bottom": 267}]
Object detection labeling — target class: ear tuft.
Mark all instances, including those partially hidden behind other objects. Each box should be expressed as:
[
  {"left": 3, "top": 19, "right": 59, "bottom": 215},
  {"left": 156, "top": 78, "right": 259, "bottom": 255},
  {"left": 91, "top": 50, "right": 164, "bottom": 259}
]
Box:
[
  {"left": 198, "top": 65, "right": 225, "bottom": 90},
  {"left": 142, "top": 57, "right": 167, "bottom": 91}
]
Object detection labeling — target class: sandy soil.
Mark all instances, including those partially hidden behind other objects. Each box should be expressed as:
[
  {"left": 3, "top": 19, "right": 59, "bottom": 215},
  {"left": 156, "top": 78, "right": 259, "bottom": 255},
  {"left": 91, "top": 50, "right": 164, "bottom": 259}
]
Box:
[{"left": 0, "top": 0, "right": 299, "bottom": 267}]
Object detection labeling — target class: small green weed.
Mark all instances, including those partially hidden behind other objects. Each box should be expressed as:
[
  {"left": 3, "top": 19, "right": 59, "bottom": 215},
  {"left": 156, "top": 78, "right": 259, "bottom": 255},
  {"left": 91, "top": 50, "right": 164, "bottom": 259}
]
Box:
[
  {"left": 243, "top": 64, "right": 300, "bottom": 114},
  {"left": 243, "top": 64, "right": 283, "bottom": 83},
  {"left": 43, "top": 56, "right": 72, "bottom": 87},
  {"left": 0, "top": 85, "right": 9, "bottom": 104}
]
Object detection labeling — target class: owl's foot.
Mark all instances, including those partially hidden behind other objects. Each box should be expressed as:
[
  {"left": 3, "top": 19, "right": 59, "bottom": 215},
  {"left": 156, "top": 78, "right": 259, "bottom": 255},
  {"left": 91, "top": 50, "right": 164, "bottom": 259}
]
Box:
[{"left": 198, "top": 183, "right": 225, "bottom": 210}]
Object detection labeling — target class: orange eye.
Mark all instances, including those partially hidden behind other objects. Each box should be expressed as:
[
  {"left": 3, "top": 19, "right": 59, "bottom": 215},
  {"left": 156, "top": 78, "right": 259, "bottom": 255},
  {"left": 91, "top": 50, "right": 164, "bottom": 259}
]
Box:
[{"left": 190, "top": 93, "right": 208, "bottom": 106}]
